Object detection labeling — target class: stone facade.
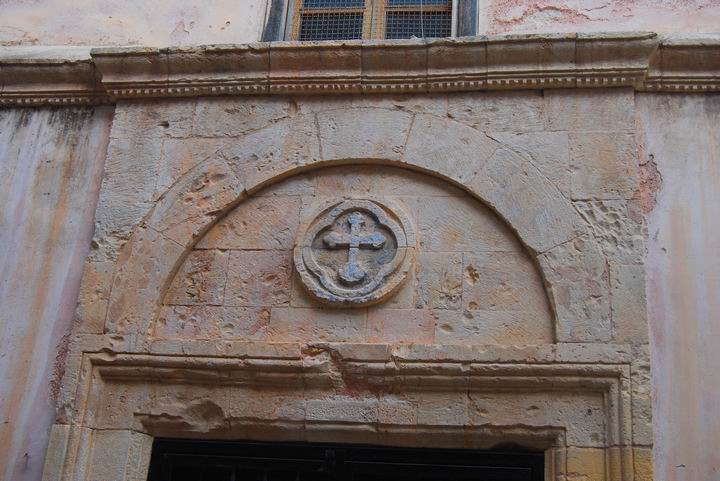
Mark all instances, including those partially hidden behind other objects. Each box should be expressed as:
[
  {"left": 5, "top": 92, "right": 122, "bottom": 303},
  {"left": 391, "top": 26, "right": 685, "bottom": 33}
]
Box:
[
  {"left": 37, "top": 82, "right": 650, "bottom": 481},
  {"left": 0, "top": 33, "right": 717, "bottom": 481}
]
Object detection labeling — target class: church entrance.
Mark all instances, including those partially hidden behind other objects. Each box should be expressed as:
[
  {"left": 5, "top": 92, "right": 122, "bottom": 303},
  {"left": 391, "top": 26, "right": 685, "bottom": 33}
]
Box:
[{"left": 147, "top": 440, "right": 544, "bottom": 481}]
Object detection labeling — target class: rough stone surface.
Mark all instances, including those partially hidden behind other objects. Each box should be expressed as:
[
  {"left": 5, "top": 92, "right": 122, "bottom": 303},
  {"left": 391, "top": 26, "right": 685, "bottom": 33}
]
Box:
[
  {"left": 197, "top": 195, "right": 302, "bottom": 250},
  {"left": 539, "top": 236, "right": 611, "bottom": 342},
  {"left": 469, "top": 148, "right": 586, "bottom": 254},
  {"left": 544, "top": 89, "right": 635, "bottom": 132},
  {"left": 610, "top": 264, "right": 648, "bottom": 344},
  {"left": 569, "top": 131, "right": 638, "bottom": 200},
  {"left": 0, "top": 90, "right": 660, "bottom": 481},
  {"left": 225, "top": 250, "right": 292, "bottom": 307},
  {"left": 447, "top": 91, "right": 546, "bottom": 132},
  {"left": 162, "top": 165, "right": 553, "bottom": 345},
  {"left": 404, "top": 113, "right": 498, "bottom": 184},
  {"left": 576, "top": 200, "right": 645, "bottom": 264},
  {"left": 489, "top": 131, "right": 572, "bottom": 198},
  {"left": 165, "top": 250, "right": 229, "bottom": 306}
]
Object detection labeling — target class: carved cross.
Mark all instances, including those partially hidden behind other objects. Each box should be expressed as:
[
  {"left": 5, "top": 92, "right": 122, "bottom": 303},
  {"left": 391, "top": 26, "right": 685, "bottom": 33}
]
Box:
[{"left": 323, "top": 211, "right": 386, "bottom": 285}]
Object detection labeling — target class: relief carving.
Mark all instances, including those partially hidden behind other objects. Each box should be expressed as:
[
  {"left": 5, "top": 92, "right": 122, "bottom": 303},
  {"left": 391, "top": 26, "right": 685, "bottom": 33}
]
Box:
[{"left": 294, "top": 199, "right": 416, "bottom": 306}]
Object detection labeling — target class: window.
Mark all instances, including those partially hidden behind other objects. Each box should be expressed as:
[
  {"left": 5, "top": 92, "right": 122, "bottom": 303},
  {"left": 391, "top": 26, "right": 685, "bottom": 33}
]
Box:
[
  {"left": 288, "top": 0, "right": 454, "bottom": 41},
  {"left": 147, "top": 439, "right": 545, "bottom": 481}
]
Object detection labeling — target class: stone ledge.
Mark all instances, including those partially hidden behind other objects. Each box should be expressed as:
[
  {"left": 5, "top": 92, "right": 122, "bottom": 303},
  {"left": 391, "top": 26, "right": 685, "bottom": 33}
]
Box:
[{"left": 1, "top": 33, "right": 719, "bottom": 106}]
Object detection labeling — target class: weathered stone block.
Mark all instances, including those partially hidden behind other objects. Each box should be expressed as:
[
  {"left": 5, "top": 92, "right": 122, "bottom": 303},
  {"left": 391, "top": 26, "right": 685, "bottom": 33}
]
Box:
[
  {"left": 197, "top": 195, "right": 302, "bottom": 250},
  {"left": 155, "top": 306, "right": 270, "bottom": 341},
  {"left": 165, "top": 250, "right": 228, "bottom": 306},
  {"left": 309, "top": 164, "right": 461, "bottom": 199},
  {"left": 306, "top": 399, "right": 378, "bottom": 423},
  {"left": 267, "top": 307, "right": 367, "bottom": 342},
  {"left": 416, "top": 252, "right": 462, "bottom": 310},
  {"left": 352, "top": 94, "right": 449, "bottom": 117},
  {"left": 463, "top": 252, "right": 550, "bottom": 312},
  {"left": 631, "top": 346, "right": 653, "bottom": 446},
  {"left": 318, "top": 108, "right": 412, "bottom": 162},
  {"left": 227, "top": 389, "right": 305, "bottom": 421},
  {"left": 111, "top": 100, "right": 195, "bottom": 140},
  {"left": 468, "top": 391, "right": 605, "bottom": 446},
  {"left": 257, "top": 174, "right": 316, "bottom": 197},
  {"left": 576, "top": 200, "right": 645, "bottom": 264},
  {"left": 75, "top": 261, "right": 115, "bottom": 334},
  {"left": 146, "top": 154, "right": 245, "bottom": 246},
  {"left": 156, "top": 137, "right": 234, "bottom": 199},
  {"left": 87, "top": 430, "right": 152, "bottom": 481},
  {"left": 378, "top": 397, "right": 417, "bottom": 425},
  {"left": 192, "top": 97, "right": 290, "bottom": 137},
  {"left": 106, "top": 227, "right": 185, "bottom": 333},
  {"left": 222, "top": 117, "right": 321, "bottom": 190},
  {"left": 539, "top": 236, "right": 611, "bottom": 342},
  {"left": 293, "top": 95, "right": 355, "bottom": 114},
  {"left": 405, "top": 113, "right": 497, "bottom": 184},
  {"left": 225, "top": 250, "right": 292, "bottom": 307},
  {"left": 570, "top": 131, "right": 638, "bottom": 200},
  {"left": 435, "top": 309, "right": 553, "bottom": 345},
  {"left": 555, "top": 343, "right": 632, "bottom": 364},
  {"left": 448, "top": 91, "right": 546, "bottom": 132},
  {"left": 155, "top": 305, "right": 223, "bottom": 339},
  {"left": 633, "top": 447, "right": 653, "bottom": 481},
  {"left": 468, "top": 148, "right": 585, "bottom": 254},
  {"left": 488, "top": 131, "right": 572, "bottom": 198},
  {"left": 544, "top": 88, "right": 635, "bottom": 131},
  {"left": 90, "top": 131, "right": 160, "bottom": 260},
  {"left": 412, "top": 392, "right": 469, "bottom": 426},
  {"left": 416, "top": 196, "right": 518, "bottom": 252},
  {"left": 565, "top": 447, "right": 606, "bottom": 481},
  {"left": 611, "top": 264, "right": 648, "bottom": 344},
  {"left": 367, "top": 308, "right": 435, "bottom": 344},
  {"left": 221, "top": 306, "right": 272, "bottom": 340}
]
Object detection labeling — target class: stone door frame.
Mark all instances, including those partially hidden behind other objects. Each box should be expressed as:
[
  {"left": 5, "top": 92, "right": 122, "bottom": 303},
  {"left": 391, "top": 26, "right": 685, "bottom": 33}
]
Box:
[{"left": 44, "top": 344, "right": 635, "bottom": 481}]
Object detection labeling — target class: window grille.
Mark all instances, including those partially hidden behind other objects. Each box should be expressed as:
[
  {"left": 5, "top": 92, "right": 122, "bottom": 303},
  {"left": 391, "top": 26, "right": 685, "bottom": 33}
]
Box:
[
  {"left": 147, "top": 439, "right": 545, "bottom": 481},
  {"left": 291, "top": 0, "right": 453, "bottom": 41}
]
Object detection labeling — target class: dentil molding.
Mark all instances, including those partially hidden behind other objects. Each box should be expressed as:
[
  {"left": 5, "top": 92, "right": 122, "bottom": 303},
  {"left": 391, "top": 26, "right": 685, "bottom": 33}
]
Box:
[{"left": 1, "top": 33, "right": 719, "bottom": 106}]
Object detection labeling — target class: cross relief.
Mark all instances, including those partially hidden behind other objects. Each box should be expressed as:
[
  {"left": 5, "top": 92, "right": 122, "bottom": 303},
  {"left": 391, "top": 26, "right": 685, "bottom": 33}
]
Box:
[
  {"left": 323, "top": 211, "right": 387, "bottom": 285},
  {"left": 294, "top": 199, "right": 415, "bottom": 306}
]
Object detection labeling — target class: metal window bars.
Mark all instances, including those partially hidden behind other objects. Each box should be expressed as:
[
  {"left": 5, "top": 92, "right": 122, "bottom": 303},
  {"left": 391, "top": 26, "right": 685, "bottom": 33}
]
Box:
[
  {"left": 147, "top": 439, "right": 545, "bottom": 481},
  {"left": 292, "top": 0, "right": 452, "bottom": 41}
]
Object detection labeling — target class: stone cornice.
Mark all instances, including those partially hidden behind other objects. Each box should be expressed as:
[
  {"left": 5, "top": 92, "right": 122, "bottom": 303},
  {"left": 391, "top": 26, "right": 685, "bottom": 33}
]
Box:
[{"left": 1, "top": 33, "right": 719, "bottom": 106}]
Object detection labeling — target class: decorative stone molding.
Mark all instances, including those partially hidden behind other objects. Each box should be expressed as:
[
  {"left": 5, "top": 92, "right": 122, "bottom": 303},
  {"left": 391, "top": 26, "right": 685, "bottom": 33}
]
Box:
[
  {"left": 0, "top": 48, "right": 108, "bottom": 106},
  {"left": 44, "top": 341, "right": 642, "bottom": 481},
  {"left": 2, "top": 33, "right": 719, "bottom": 106}
]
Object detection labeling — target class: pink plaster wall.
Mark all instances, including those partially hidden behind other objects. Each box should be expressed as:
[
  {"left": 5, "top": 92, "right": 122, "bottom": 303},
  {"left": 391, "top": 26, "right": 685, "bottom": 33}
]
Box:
[
  {"left": 482, "top": 0, "right": 720, "bottom": 35},
  {"left": 1, "top": 0, "right": 720, "bottom": 46},
  {"left": 0, "top": 0, "right": 269, "bottom": 47},
  {"left": 0, "top": 107, "right": 113, "bottom": 481},
  {"left": 637, "top": 94, "right": 720, "bottom": 481}
]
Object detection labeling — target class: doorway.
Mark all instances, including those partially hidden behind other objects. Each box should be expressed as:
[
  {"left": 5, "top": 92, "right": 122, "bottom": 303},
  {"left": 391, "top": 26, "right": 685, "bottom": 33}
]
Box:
[{"left": 147, "top": 439, "right": 544, "bottom": 481}]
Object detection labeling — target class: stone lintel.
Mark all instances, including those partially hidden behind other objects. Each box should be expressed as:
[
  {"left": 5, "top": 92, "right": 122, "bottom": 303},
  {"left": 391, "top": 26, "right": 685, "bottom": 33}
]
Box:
[{"left": 2, "top": 33, "right": 720, "bottom": 106}]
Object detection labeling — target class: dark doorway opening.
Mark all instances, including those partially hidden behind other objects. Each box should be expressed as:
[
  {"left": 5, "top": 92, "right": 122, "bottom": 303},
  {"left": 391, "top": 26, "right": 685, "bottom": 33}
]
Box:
[{"left": 147, "top": 439, "right": 544, "bottom": 481}]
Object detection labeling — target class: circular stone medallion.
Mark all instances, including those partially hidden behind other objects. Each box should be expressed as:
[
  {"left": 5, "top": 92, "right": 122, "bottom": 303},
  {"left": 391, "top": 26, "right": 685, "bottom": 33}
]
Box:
[{"left": 294, "top": 199, "right": 416, "bottom": 306}]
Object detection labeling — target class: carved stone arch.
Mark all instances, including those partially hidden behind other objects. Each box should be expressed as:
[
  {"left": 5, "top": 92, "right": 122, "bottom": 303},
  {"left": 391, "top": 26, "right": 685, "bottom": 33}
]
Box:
[{"left": 105, "top": 107, "right": 607, "bottom": 343}]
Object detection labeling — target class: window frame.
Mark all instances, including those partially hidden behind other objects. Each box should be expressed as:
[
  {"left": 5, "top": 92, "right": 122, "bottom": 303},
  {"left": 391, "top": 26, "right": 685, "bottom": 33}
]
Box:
[{"left": 280, "top": 0, "right": 460, "bottom": 41}]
